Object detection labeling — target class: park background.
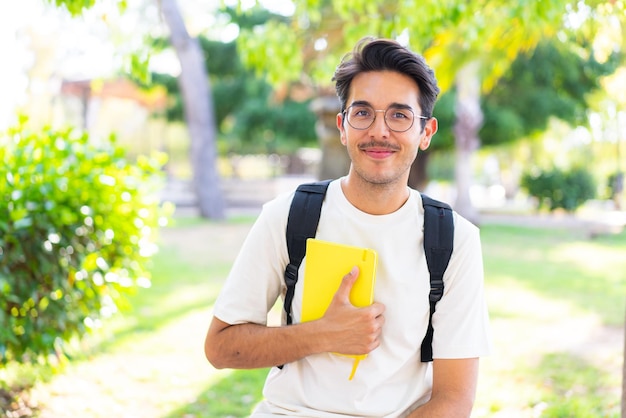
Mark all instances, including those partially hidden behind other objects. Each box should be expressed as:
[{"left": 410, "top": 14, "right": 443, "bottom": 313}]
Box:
[{"left": 1, "top": 0, "right": 626, "bottom": 417}]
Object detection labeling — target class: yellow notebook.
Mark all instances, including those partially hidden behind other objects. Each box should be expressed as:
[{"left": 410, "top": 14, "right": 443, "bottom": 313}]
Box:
[{"left": 301, "top": 238, "right": 378, "bottom": 380}]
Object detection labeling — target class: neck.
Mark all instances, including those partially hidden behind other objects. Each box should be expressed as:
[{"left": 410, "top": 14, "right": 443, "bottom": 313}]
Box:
[{"left": 340, "top": 174, "right": 411, "bottom": 215}]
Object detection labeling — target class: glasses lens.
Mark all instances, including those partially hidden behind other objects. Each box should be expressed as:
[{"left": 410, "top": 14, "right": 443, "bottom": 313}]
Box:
[
  {"left": 345, "top": 105, "right": 415, "bottom": 132},
  {"left": 385, "top": 107, "right": 414, "bottom": 132},
  {"left": 346, "top": 105, "right": 375, "bottom": 130}
]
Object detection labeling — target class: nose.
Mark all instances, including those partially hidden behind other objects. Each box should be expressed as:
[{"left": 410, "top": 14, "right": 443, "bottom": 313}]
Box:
[{"left": 369, "top": 109, "right": 390, "bottom": 136}]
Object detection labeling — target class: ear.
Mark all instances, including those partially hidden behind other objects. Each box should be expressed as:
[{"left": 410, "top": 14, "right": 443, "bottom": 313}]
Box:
[
  {"left": 337, "top": 112, "right": 347, "bottom": 146},
  {"left": 419, "top": 117, "right": 438, "bottom": 151}
]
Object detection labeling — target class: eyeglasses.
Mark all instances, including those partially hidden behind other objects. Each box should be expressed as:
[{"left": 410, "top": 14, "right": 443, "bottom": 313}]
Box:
[{"left": 343, "top": 104, "right": 428, "bottom": 133}]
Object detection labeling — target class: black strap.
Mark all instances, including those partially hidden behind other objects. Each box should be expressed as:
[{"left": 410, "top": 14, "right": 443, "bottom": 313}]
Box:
[
  {"left": 419, "top": 194, "right": 454, "bottom": 362},
  {"left": 282, "top": 183, "right": 454, "bottom": 365},
  {"left": 283, "top": 180, "right": 332, "bottom": 325}
]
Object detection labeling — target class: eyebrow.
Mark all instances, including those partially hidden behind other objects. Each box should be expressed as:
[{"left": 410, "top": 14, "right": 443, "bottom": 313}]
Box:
[{"left": 349, "top": 100, "right": 415, "bottom": 111}]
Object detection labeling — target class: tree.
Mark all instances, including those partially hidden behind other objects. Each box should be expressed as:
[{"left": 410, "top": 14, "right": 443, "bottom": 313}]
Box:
[
  {"left": 47, "top": 0, "right": 226, "bottom": 219},
  {"left": 234, "top": 0, "right": 624, "bottom": 222},
  {"left": 481, "top": 42, "right": 620, "bottom": 145},
  {"left": 159, "top": 0, "right": 225, "bottom": 219},
  {"left": 147, "top": 35, "right": 318, "bottom": 155}
]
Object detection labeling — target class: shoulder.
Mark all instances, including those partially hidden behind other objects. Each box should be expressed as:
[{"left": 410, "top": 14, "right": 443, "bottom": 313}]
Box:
[
  {"left": 258, "top": 179, "right": 337, "bottom": 229},
  {"left": 415, "top": 191, "right": 480, "bottom": 246},
  {"left": 448, "top": 211, "right": 482, "bottom": 267},
  {"left": 452, "top": 211, "right": 480, "bottom": 240},
  {"left": 262, "top": 188, "right": 295, "bottom": 217}
]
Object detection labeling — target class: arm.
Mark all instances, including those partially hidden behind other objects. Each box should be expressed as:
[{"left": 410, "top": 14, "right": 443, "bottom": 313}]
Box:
[
  {"left": 407, "top": 358, "right": 479, "bottom": 417},
  {"left": 205, "top": 267, "right": 385, "bottom": 369}
]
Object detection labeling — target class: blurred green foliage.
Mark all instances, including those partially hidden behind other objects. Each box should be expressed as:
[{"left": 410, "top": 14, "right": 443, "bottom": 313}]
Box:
[
  {"left": 432, "top": 40, "right": 621, "bottom": 151},
  {"left": 481, "top": 41, "right": 621, "bottom": 145},
  {"left": 145, "top": 11, "right": 318, "bottom": 155},
  {"left": 149, "top": 37, "right": 318, "bottom": 154},
  {"left": 0, "top": 118, "right": 169, "bottom": 365},
  {"left": 521, "top": 167, "right": 597, "bottom": 212},
  {"left": 534, "top": 353, "right": 619, "bottom": 417},
  {"left": 49, "top": 0, "right": 126, "bottom": 16}
]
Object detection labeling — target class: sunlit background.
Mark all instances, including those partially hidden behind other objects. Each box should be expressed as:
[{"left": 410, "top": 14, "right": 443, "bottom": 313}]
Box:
[{"left": 1, "top": 1, "right": 625, "bottom": 416}]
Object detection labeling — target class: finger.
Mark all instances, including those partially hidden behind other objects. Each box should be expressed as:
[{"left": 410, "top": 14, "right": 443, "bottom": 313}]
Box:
[
  {"left": 334, "top": 266, "right": 359, "bottom": 302},
  {"left": 370, "top": 302, "right": 386, "bottom": 317}
]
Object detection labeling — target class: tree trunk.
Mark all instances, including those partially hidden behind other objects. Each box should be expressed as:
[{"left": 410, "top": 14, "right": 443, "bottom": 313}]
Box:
[
  {"left": 453, "top": 61, "right": 483, "bottom": 225},
  {"left": 408, "top": 151, "right": 431, "bottom": 191},
  {"left": 159, "top": 0, "right": 225, "bottom": 219},
  {"left": 311, "top": 95, "right": 349, "bottom": 180}
]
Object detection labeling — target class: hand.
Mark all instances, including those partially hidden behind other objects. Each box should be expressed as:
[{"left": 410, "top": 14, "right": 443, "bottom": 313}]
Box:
[{"left": 321, "top": 266, "right": 385, "bottom": 355}]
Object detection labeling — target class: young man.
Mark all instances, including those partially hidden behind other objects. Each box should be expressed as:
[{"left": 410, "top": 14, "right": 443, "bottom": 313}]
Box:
[{"left": 204, "top": 37, "right": 491, "bottom": 417}]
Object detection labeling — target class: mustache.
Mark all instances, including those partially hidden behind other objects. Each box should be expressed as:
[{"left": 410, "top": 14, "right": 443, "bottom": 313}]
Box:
[{"left": 358, "top": 141, "right": 401, "bottom": 151}]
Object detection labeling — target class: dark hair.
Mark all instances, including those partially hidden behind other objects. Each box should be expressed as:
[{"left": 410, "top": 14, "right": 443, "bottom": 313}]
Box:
[{"left": 332, "top": 37, "right": 440, "bottom": 119}]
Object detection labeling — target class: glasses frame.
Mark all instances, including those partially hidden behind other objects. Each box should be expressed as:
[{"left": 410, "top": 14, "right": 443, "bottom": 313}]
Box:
[{"left": 343, "top": 104, "right": 429, "bottom": 133}]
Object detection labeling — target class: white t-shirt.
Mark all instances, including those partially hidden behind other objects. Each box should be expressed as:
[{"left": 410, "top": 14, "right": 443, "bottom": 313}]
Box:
[{"left": 213, "top": 179, "right": 491, "bottom": 417}]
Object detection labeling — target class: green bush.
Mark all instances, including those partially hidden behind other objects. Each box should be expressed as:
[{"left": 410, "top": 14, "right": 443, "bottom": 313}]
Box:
[
  {"left": 0, "top": 119, "right": 169, "bottom": 365},
  {"left": 521, "top": 167, "right": 596, "bottom": 212}
]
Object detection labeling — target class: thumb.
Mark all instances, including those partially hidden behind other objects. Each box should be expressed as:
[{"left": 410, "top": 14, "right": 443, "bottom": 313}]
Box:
[{"left": 334, "top": 266, "right": 359, "bottom": 303}]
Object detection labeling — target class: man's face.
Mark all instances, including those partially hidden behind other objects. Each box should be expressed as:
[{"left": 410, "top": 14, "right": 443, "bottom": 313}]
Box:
[{"left": 336, "top": 70, "right": 437, "bottom": 187}]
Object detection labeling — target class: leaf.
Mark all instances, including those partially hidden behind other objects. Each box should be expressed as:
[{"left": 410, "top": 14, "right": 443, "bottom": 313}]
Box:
[
  {"left": 13, "top": 217, "right": 33, "bottom": 229},
  {"left": 0, "top": 120, "right": 168, "bottom": 364}
]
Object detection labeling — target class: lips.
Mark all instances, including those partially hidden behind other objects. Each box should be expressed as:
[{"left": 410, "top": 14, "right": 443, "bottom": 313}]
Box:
[
  {"left": 358, "top": 142, "right": 399, "bottom": 160},
  {"left": 363, "top": 148, "right": 395, "bottom": 159}
]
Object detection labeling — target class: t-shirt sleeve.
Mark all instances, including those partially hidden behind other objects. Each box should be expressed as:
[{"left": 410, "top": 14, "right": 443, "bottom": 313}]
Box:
[
  {"left": 212, "top": 193, "right": 292, "bottom": 326},
  {"left": 431, "top": 213, "right": 492, "bottom": 358}
]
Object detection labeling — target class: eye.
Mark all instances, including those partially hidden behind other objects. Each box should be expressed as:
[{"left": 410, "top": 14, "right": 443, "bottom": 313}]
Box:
[
  {"left": 388, "top": 108, "right": 411, "bottom": 120},
  {"left": 351, "top": 106, "right": 373, "bottom": 118}
]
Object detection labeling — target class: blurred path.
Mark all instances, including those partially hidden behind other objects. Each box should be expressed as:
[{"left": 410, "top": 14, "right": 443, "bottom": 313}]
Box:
[
  {"left": 29, "top": 222, "right": 255, "bottom": 418},
  {"left": 31, "top": 309, "right": 215, "bottom": 418},
  {"left": 162, "top": 177, "right": 626, "bottom": 234}
]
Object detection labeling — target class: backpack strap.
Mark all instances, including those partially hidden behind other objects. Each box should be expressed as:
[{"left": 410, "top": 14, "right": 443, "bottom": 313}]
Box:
[
  {"left": 419, "top": 194, "right": 454, "bottom": 362},
  {"left": 283, "top": 180, "right": 332, "bottom": 326},
  {"left": 282, "top": 183, "right": 453, "bottom": 365}
]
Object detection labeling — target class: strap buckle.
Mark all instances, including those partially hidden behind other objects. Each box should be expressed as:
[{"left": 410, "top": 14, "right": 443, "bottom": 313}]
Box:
[
  {"left": 285, "top": 264, "right": 298, "bottom": 287},
  {"left": 429, "top": 277, "right": 444, "bottom": 302}
]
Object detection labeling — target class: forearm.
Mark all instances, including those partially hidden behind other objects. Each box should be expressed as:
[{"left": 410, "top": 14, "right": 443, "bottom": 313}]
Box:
[
  {"left": 205, "top": 271, "right": 385, "bottom": 370},
  {"left": 406, "top": 393, "right": 473, "bottom": 418},
  {"left": 205, "top": 317, "right": 330, "bottom": 369}
]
